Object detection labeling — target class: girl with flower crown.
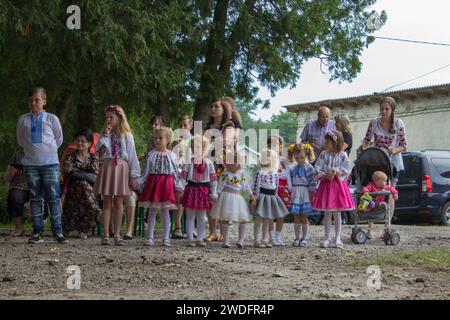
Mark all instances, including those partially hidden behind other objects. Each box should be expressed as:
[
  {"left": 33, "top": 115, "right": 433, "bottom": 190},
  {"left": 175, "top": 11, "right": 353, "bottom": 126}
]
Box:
[
  {"left": 312, "top": 130, "right": 355, "bottom": 249},
  {"left": 94, "top": 105, "right": 140, "bottom": 246}
]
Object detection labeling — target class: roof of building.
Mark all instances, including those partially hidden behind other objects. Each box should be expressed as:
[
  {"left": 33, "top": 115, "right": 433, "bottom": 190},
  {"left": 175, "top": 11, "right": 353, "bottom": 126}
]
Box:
[{"left": 283, "top": 82, "right": 450, "bottom": 113}]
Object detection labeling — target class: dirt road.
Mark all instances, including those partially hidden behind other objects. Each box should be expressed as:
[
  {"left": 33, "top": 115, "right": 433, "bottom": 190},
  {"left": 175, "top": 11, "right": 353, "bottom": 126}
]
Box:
[{"left": 0, "top": 224, "right": 449, "bottom": 300}]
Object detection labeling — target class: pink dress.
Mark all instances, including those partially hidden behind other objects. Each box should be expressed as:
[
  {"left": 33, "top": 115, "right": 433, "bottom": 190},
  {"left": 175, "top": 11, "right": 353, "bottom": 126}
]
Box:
[
  {"left": 178, "top": 158, "right": 217, "bottom": 210},
  {"left": 312, "top": 150, "right": 355, "bottom": 211}
]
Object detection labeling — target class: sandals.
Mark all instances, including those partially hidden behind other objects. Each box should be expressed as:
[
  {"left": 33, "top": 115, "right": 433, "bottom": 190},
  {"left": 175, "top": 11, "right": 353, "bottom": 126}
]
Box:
[
  {"left": 123, "top": 235, "right": 133, "bottom": 240},
  {"left": 205, "top": 234, "right": 219, "bottom": 242},
  {"left": 101, "top": 237, "right": 111, "bottom": 245},
  {"left": 114, "top": 236, "right": 125, "bottom": 246},
  {"left": 171, "top": 228, "right": 184, "bottom": 239}
]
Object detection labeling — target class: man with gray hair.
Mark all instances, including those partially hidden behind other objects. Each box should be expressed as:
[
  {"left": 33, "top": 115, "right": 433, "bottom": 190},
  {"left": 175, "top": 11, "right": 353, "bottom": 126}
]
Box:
[{"left": 300, "top": 106, "right": 336, "bottom": 161}]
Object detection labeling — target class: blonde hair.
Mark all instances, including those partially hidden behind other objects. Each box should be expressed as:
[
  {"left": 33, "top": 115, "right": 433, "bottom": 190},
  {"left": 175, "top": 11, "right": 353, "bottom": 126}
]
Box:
[
  {"left": 372, "top": 170, "right": 387, "bottom": 182},
  {"left": 191, "top": 134, "right": 209, "bottom": 156},
  {"left": 334, "top": 113, "right": 353, "bottom": 134},
  {"left": 105, "top": 105, "right": 131, "bottom": 135},
  {"left": 179, "top": 115, "right": 193, "bottom": 126},
  {"left": 222, "top": 96, "right": 243, "bottom": 126},
  {"left": 155, "top": 126, "right": 173, "bottom": 149},
  {"left": 288, "top": 143, "right": 315, "bottom": 163},
  {"left": 260, "top": 148, "right": 279, "bottom": 171}
]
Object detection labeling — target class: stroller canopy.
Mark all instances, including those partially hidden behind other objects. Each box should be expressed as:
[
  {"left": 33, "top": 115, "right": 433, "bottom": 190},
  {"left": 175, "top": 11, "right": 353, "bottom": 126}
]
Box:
[{"left": 354, "top": 147, "right": 393, "bottom": 188}]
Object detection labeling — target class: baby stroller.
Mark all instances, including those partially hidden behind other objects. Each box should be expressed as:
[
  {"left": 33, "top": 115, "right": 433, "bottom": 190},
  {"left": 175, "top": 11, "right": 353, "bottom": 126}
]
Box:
[{"left": 350, "top": 147, "right": 400, "bottom": 245}]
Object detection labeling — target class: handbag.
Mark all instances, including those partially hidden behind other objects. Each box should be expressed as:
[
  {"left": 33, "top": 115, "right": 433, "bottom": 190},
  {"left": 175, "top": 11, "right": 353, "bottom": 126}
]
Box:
[{"left": 69, "top": 171, "right": 97, "bottom": 186}]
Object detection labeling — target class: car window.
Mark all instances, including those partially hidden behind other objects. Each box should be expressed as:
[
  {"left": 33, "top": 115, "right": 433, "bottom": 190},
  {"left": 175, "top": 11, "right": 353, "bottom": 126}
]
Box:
[
  {"left": 399, "top": 155, "right": 422, "bottom": 182},
  {"left": 431, "top": 158, "right": 450, "bottom": 179}
]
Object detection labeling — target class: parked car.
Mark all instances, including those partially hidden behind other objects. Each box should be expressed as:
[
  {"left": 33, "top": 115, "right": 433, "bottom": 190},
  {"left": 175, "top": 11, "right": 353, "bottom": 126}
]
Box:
[{"left": 394, "top": 149, "right": 450, "bottom": 225}]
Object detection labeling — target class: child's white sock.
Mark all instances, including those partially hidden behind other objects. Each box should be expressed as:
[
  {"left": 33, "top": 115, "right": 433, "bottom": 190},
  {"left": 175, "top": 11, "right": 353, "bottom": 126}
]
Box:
[
  {"left": 221, "top": 222, "right": 229, "bottom": 244},
  {"left": 324, "top": 212, "right": 332, "bottom": 241},
  {"left": 333, "top": 211, "right": 342, "bottom": 241},
  {"left": 262, "top": 219, "right": 270, "bottom": 243},
  {"left": 148, "top": 208, "right": 157, "bottom": 239},
  {"left": 301, "top": 224, "right": 309, "bottom": 240},
  {"left": 238, "top": 223, "right": 246, "bottom": 243},
  {"left": 275, "top": 231, "right": 282, "bottom": 243},
  {"left": 185, "top": 209, "right": 196, "bottom": 241},
  {"left": 254, "top": 216, "right": 262, "bottom": 242},
  {"left": 196, "top": 210, "right": 206, "bottom": 241},
  {"left": 294, "top": 223, "right": 301, "bottom": 240},
  {"left": 162, "top": 208, "right": 171, "bottom": 240}
]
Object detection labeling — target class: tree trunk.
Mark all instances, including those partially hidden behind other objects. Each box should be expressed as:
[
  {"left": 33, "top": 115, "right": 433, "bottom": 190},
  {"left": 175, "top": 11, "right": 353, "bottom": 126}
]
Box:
[
  {"left": 194, "top": 0, "right": 230, "bottom": 124},
  {"left": 153, "top": 94, "right": 171, "bottom": 125},
  {"left": 56, "top": 90, "right": 72, "bottom": 127}
]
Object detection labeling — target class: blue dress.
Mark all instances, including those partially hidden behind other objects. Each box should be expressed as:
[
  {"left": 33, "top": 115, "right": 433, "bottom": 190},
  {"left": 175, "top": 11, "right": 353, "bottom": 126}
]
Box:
[{"left": 289, "top": 163, "right": 316, "bottom": 215}]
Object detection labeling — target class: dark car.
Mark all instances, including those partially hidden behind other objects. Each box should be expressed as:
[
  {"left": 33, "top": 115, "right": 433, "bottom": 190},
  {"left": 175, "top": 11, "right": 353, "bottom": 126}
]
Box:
[{"left": 394, "top": 149, "right": 450, "bottom": 225}]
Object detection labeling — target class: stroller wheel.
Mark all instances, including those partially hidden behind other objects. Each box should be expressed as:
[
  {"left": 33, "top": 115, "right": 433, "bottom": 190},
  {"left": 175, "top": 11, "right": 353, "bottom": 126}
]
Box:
[
  {"left": 354, "top": 230, "right": 367, "bottom": 245},
  {"left": 383, "top": 231, "right": 391, "bottom": 245},
  {"left": 389, "top": 232, "right": 400, "bottom": 245}
]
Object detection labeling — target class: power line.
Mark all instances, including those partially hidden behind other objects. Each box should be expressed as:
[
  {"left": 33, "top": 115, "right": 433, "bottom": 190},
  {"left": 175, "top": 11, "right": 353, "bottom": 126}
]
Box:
[
  {"left": 374, "top": 36, "right": 450, "bottom": 47},
  {"left": 377, "top": 62, "right": 450, "bottom": 94}
]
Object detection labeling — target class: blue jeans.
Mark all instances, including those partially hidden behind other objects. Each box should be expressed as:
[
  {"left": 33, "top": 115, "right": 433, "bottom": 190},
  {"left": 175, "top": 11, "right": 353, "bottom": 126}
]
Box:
[{"left": 24, "top": 164, "right": 62, "bottom": 235}]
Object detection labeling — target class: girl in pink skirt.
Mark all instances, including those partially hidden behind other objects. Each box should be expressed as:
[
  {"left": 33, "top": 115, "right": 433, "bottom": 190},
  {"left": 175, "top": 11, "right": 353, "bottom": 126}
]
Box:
[
  {"left": 139, "top": 127, "right": 180, "bottom": 247},
  {"left": 312, "top": 130, "right": 355, "bottom": 249},
  {"left": 177, "top": 135, "right": 217, "bottom": 247},
  {"left": 94, "top": 105, "right": 140, "bottom": 246}
]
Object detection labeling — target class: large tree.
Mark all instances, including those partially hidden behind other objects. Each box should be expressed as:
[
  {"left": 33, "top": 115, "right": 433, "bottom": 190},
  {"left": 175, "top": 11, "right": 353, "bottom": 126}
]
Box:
[{"left": 191, "top": 0, "right": 385, "bottom": 122}]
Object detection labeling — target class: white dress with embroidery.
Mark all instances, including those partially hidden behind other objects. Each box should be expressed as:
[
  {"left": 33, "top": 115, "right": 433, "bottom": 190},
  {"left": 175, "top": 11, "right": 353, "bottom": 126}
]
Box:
[{"left": 210, "top": 169, "right": 252, "bottom": 222}]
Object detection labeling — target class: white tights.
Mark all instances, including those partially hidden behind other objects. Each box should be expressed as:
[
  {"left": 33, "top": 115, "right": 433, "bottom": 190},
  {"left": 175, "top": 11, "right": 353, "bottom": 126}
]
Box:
[
  {"left": 185, "top": 208, "right": 206, "bottom": 241},
  {"left": 323, "top": 211, "right": 342, "bottom": 241},
  {"left": 148, "top": 207, "right": 171, "bottom": 240},
  {"left": 254, "top": 216, "right": 270, "bottom": 242}
]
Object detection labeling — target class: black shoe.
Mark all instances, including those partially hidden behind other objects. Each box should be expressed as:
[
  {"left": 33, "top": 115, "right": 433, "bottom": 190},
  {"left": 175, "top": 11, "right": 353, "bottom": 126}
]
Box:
[
  {"left": 55, "top": 234, "right": 68, "bottom": 244},
  {"left": 28, "top": 234, "right": 44, "bottom": 244},
  {"left": 123, "top": 235, "right": 133, "bottom": 240}
]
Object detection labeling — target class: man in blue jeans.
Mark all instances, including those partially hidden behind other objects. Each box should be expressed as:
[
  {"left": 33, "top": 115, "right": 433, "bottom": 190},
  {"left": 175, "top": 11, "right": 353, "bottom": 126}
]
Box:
[{"left": 16, "top": 86, "right": 66, "bottom": 244}]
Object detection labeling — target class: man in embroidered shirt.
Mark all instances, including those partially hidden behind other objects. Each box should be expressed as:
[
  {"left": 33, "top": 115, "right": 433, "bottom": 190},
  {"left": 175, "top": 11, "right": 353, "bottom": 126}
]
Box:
[
  {"left": 16, "top": 86, "right": 66, "bottom": 244},
  {"left": 300, "top": 106, "right": 336, "bottom": 161}
]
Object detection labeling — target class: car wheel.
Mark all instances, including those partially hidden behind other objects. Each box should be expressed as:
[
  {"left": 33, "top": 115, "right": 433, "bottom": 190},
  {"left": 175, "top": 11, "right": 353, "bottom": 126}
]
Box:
[{"left": 441, "top": 202, "right": 450, "bottom": 226}]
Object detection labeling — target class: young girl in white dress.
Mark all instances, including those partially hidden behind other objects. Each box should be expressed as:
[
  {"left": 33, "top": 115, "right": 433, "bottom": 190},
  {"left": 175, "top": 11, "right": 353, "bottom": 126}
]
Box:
[{"left": 210, "top": 153, "right": 256, "bottom": 248}]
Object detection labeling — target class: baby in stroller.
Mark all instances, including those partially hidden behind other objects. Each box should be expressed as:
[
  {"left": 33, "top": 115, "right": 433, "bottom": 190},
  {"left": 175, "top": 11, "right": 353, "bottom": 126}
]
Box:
[{"left": 362, "top": 171, "right": 398, "bottom": 239}]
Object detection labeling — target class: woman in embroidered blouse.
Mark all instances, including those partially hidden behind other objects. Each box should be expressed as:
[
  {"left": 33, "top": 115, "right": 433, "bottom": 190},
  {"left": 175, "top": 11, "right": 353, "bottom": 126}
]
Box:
[
  {"left": 359, "top": 96, "right": 407, "bottom": 187},
  {"left": 62, "top": 129, "right": 101, "bottom": 239},
  {"left": 203, "top": 98, "right": 236, "bottom": 242}
]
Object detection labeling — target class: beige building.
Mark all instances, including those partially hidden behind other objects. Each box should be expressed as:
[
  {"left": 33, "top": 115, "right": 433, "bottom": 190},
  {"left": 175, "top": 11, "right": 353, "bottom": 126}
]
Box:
[{"left": 283, "top": 83, "right": 450, "bottom": 162}]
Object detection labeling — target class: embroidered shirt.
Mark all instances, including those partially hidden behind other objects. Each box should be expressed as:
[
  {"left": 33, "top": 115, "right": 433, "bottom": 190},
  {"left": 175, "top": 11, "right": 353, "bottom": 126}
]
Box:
[
  {"left": 314, "top": 150, "right": 352, "bottom": 181},
  {"left": 363, "top": 117, "right": 407, "bottom": 170},
  {"left": 217, "top": 170, "right": 252, "bottom": 196},
  {"left": 177, "top": 158, "right": 218, "bottom": 198},
  {"left": 17, "top": 111, "right": 63, "bottom": 165},
  {"left": 253, "top": 169, "right": 279, "bottom": 198},
  {"left": 288, "top": 163, "right": 316, "bottom": 192}
]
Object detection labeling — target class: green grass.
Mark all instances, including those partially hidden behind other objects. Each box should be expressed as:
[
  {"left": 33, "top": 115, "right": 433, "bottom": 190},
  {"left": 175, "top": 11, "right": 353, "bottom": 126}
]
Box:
[{"left": 352, "top": 248, "right": 450, "bottom": 272}]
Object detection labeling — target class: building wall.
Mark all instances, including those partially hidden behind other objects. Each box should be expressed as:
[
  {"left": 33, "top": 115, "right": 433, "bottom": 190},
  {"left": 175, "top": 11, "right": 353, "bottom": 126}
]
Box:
[{"left": 295, "top": 93, "right": 450, "bottom": 163}]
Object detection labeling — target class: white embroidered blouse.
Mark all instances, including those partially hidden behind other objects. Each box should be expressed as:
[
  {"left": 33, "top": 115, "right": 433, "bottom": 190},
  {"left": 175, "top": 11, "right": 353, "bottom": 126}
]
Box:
[
  {"left": 252, "top": 169, "right": 279, "bottom": 198},
  {"left": 314, "top": 150, "right": 352, "bottom": 181},
  {"left": 139, "top": 150, "right": 180, "bottom": 189},
  {"left": 177, "top": 158, "right": 218, "bottom": 198},
  {"left": 217, "top": 170, "right": 253, "bottom": 196}
]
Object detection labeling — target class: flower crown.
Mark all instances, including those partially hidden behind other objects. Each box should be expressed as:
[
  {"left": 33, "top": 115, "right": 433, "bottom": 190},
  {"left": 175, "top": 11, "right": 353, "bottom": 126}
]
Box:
[
  {"left": 327, "top": 131, "right": 338, "bottom": 146},
  {"left": 105, "top": 105, "right": 123, "bottom": 119},
  {"left": 288, "top": 143, "right": 313, "bottom": 153}
]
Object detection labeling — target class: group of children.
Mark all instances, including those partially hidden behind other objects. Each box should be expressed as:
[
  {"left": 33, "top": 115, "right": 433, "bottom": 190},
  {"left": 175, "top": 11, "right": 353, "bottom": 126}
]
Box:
[{"left": 88, "top": 100, "right": 398, "bottom": 250}]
